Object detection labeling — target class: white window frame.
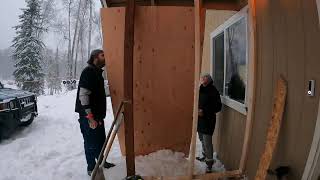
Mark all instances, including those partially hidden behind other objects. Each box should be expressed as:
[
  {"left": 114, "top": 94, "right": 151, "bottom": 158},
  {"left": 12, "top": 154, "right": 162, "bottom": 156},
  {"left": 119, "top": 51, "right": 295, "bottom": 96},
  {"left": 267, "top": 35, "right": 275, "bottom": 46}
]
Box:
[{"left": 210, "top": 6, "right": 249, "bottom": 115}]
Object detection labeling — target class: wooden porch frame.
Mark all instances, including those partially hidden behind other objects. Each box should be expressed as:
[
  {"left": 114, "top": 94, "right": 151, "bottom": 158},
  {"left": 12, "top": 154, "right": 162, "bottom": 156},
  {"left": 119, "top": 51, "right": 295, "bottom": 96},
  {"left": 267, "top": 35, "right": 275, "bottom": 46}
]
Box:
[
  {"left": 317, "top": 0, "right": 320, "bottom": 27},
  {"left": 123, "top": 0, "right": 136, "bottom": 176},
  {"left": 102, "top": 0, "right": 242, "bottom": 11},
  {"left": 101, "top": 0, "right": 257, "bottom": 178}
]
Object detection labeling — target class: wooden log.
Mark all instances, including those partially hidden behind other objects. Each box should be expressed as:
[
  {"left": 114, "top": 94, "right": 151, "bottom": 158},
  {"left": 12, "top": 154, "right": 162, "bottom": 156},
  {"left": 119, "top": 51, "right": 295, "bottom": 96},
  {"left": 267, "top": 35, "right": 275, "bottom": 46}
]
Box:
[
  {"left": 123, "top": 0, "right": 136, "bottom": 176},
  {"left": 255, "top": 76, "right": 287, "bottom": 180}
]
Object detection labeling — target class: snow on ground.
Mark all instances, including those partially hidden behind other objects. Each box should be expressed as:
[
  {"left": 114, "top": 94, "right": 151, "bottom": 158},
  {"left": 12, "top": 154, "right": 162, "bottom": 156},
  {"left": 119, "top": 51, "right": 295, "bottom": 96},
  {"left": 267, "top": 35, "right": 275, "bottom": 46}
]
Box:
[{"left": 0, "top": 86, "right": 225, "bottom": 180}]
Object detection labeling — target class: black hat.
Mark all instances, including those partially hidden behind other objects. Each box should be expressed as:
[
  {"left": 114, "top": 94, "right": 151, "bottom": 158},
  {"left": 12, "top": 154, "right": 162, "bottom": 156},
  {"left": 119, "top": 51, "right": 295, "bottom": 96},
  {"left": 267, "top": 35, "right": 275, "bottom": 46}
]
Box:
[{"left": 87, "top": 49, "right": 104, "bottom": 64}]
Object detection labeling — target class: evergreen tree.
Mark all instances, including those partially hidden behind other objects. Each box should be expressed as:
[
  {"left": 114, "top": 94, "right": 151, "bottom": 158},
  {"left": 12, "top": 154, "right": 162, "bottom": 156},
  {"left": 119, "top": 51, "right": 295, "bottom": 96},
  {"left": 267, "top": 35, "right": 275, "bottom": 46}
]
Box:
[{"left": 12, "top": 0, "right": 45, "bottom": 94}]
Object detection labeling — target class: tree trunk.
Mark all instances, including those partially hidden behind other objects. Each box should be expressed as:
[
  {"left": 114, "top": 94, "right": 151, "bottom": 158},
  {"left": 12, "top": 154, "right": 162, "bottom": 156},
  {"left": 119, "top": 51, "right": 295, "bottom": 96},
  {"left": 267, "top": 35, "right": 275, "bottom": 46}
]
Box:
[
  {"left": 88, "top": 0, "right": 93, "bottom": 59},
  {"left": 74, "top": 25, "right": 82, "bottom": 79},
  {"left": 71, "top": 0, "right": 83, "bottom": 79},
  {"left": 67, "top": 0, "right": 72, "bottom": 80}
]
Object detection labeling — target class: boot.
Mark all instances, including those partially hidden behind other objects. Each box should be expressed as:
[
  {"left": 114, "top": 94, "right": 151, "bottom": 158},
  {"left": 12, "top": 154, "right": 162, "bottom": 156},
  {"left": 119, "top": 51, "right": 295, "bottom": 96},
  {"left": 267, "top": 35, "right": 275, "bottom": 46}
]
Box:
[{"left": 104, "top": 161, "right": 116, "bottom": 169}]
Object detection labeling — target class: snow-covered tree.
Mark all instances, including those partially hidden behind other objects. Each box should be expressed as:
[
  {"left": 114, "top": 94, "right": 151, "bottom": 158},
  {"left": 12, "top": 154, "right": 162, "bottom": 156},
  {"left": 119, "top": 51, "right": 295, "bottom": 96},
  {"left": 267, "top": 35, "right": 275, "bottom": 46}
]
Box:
[{"left": 12, "top": 0, "right": 46, "bottom": 94}]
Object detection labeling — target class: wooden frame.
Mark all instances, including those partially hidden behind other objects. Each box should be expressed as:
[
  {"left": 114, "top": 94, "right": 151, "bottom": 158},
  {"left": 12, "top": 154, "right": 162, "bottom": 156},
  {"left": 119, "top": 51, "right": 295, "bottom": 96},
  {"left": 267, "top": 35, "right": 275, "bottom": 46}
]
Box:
[
  {"left": 187, "top": 0, "right": 202, "bottom": 179},
  {"left": 123, "top": 0, "right": 136, "bottom": 176},
  {"left": 239, "top": 0, "right": 256, "bottom": 172},
  {"left": 317, "top": 0, "right": 320, "bottom": 26},
  {"left": 104, "top": 0, "right": 242, "bottom": 11},
  {"left": 101, "top": 0, "right": 258, "bottom": 179}
]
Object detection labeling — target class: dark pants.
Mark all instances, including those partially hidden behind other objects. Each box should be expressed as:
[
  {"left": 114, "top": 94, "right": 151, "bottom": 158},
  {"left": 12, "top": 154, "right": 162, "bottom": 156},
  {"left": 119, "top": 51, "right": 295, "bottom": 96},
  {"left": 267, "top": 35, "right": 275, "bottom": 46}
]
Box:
[
  {"left": 79, "top": 116, "right": 106, "bottom": 171},
  {"left": 198, "top": 132, "right": 214, "bottom": 169}
]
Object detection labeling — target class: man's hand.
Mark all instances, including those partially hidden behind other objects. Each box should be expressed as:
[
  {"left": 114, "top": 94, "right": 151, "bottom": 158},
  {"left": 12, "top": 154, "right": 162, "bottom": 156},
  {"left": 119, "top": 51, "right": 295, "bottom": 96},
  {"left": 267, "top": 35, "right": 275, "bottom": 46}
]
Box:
[
  {"left": 198, "top": 109, "right": 204, "bottom": 117},
  {"left": 88, "top": 118, "right": 98, "bottom": 129}
]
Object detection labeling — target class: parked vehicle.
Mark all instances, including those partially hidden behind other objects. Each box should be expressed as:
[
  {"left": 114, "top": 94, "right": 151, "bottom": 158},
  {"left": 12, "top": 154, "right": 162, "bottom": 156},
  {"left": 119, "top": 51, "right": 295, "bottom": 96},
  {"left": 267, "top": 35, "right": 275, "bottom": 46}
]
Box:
[{"left": 0, "top": 81, "right": 38, "bottom": 140}]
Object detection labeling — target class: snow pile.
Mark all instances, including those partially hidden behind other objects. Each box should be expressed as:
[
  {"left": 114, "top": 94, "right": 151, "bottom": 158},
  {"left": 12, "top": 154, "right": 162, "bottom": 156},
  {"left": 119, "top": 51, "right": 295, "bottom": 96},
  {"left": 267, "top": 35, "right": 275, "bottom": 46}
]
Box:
[{"left": 0, "top": 88, "right": 225, "bottom": 180}]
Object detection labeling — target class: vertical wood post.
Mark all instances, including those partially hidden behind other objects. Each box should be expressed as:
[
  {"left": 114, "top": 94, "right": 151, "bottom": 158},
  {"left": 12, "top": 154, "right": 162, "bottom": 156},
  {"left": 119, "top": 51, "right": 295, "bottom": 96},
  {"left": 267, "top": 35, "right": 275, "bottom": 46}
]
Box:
[
  {"left": 239, "top": 0, "right": 257, "bottom": 172},
  {"left": 188, "top": 0, "right": 202, "bottom": 179},
  {"left": 124, "top": 0, "right": 135, "bottom": 176}
]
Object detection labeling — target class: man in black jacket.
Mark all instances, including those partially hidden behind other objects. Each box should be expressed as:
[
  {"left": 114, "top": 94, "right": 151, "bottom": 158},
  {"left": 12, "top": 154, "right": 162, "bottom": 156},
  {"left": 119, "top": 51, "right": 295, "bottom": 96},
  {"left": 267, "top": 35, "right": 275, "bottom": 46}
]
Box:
[
  {"left": 75, "top": 49, "right": 115, "bottom": 176},
  {"left": 197, "top": 73, "right": 222, "bottom": 173}
]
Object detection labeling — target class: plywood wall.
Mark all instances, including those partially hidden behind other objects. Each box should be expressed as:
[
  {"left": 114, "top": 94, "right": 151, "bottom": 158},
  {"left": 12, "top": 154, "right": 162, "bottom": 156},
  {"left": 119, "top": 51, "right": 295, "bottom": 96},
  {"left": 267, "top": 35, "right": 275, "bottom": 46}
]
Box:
[
  {"left": 243, "top": 0, "right": 320, "bottom": 179},
  {"left": 101, "top": 6, "right": 195, "bottom": 156}
]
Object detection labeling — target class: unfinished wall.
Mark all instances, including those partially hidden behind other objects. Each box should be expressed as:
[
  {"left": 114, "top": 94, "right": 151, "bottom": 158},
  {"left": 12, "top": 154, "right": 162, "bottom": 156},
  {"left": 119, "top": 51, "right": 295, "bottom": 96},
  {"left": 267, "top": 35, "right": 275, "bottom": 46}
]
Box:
[
  {"left": 244, "top": 0, "right": 320, "bottom": 179},
  {"left": 101, "top": 7, "right": 195, "bottom": 156}
]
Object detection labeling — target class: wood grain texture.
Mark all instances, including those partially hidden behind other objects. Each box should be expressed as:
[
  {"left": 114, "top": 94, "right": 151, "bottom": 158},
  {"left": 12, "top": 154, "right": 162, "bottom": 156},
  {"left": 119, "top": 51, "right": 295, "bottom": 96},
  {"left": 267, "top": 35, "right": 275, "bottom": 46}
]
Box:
[
  {"left": 188, "top": 0, "right": 201, "bottom": 178},
  {"left": 102, "top": 6, "right": 195, "bottom": 156},
  {"left": 239, "top": 0, "right": 257, "bottom": 172},
  {"left": 255, "top": 76, "right": 287, "bottom": 180}
]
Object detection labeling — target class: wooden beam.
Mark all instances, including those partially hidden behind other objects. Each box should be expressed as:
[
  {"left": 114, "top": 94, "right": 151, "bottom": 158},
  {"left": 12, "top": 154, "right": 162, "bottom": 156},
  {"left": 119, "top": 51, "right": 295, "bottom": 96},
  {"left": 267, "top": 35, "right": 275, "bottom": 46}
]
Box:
[
  {"left": 187, "top": 0, "right": 202, "bottom": 179},
  {"left": 239, "top": 0, "right": 257, "bottom": 172},
  {"left": 124, "top": 0, "right": 136, "bottom": 176},
  {"left": 203, "top": 2, "right": 242, "bottom": 11},
  {"left": 143, "top": 170, "right": 242, "bottom": 180},
  {"left": 317, "top": 0, "right": 320, "bottom": 26},
  {"left": 255, "top": 76, "right": 287, "bottom": 180},
  {"left": 199, "top": 7, "right": 206, "bottom": 67}
]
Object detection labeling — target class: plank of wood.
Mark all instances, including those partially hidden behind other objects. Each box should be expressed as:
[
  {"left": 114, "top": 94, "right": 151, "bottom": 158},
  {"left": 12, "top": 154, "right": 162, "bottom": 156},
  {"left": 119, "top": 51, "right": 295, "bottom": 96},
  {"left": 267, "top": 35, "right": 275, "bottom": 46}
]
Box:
[
  {"left": 239, "top": 0, "right": 257, "bottom": 172},
  {"left": 123, "top": 0, "right": 136, "bottom": 176},
  {"left": 203, "top": 2, "right": 242, "bottom": 11},
  {"left": 187, "top": 0, "right": 202, "bottom": 179},
  {"left": 317, "top": 0, "right": 320, "bottom": 25},
  {"left": 143, "top": 170, "right": 242, "bottom": 180},
  {"left": 255, "top": 76, "right": 287, "bottom": 180}
]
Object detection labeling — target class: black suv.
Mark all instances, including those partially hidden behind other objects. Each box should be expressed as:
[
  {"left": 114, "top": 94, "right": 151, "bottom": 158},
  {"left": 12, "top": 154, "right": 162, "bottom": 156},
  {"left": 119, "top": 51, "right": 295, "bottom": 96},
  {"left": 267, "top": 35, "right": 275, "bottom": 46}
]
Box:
[{"left": 0, "top": 81, "right": 38, "bottom": 140}]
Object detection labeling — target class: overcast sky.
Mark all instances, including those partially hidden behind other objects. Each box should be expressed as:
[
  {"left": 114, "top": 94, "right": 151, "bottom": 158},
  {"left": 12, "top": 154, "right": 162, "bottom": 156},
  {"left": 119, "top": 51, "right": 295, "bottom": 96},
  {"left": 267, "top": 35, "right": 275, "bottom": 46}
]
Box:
[{"left": 0, "top": 0, "right": 27, "bottom": 49}]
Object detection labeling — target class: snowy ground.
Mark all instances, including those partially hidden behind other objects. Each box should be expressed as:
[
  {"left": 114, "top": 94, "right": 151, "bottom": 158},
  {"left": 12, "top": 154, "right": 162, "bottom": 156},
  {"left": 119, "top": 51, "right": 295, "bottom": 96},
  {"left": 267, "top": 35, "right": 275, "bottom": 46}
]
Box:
[{"left": 0, "top": 83, "right": 225, "bottom": 180}]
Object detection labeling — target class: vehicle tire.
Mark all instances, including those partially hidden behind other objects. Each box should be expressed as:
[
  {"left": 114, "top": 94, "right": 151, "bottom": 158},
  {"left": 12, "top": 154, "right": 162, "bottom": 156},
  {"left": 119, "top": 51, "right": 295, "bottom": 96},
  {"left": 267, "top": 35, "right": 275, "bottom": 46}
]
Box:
[{"left": 19, "top": 114, "right": 35, "bottom": 126}]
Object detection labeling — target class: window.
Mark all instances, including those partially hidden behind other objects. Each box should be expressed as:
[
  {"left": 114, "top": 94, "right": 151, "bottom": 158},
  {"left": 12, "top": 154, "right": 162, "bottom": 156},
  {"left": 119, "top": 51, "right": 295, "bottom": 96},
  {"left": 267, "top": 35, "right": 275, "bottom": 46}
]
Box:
[{"left": 210, "top": 8, "right": 248, "bottom": 114}]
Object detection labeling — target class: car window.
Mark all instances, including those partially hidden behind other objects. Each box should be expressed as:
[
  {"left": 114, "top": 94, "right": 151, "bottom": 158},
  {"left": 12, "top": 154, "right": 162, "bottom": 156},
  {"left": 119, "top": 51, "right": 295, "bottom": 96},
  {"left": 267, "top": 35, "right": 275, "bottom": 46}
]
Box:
[{"left": 0, "top": 82, "right": 3, "bottom": 89}]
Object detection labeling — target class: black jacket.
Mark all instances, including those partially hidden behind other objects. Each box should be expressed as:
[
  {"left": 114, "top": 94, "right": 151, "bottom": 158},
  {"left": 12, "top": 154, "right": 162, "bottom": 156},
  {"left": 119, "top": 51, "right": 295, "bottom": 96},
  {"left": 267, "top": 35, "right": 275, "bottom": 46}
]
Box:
[
  {"left": 197, "top": 81, "right": 222, "bottom": 135},
  {"left": 75, "top": 64, "right": 106, "bottom": 120}
]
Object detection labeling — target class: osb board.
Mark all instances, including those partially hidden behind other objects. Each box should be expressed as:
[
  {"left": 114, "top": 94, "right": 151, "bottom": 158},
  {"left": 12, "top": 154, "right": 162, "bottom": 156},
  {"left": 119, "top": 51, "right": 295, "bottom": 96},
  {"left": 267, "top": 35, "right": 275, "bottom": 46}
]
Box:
[
  {"left": 101, "top": 6, "right": 195, "bottom": 156},
  {"left": 200, "top": 10, "right": 236, "bottom": 75},
  {"left": 244, "top": 0, "right": 320, "bottom": 179}
]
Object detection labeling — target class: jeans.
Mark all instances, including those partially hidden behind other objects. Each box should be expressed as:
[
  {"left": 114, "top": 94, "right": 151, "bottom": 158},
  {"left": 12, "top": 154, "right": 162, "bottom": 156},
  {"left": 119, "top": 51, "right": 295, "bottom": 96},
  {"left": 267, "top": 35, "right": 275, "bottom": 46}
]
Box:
[
  {"left": 198, "top": 132, "right": 214, "bottom": 168},
  {"left": 79, "top": 116, "right": 106, "bottom": 171}
]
